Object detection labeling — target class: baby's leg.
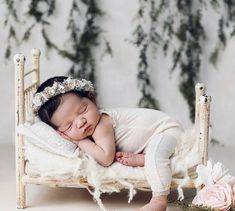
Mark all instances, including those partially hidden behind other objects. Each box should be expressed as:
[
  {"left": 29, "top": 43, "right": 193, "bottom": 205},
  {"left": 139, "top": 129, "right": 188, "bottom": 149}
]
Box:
[
  {"left": 115, "top": 152, "right": 144, "bottom": 167},
  {"left": 139, "top": 131, "right": 180, "bottom": 211}
]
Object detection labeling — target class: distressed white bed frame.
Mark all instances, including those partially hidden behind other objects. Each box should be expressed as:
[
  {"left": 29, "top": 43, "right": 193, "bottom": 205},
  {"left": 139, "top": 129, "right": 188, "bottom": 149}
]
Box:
[{"left": 14, "top": 48, "right": 211, "bottom": 209}]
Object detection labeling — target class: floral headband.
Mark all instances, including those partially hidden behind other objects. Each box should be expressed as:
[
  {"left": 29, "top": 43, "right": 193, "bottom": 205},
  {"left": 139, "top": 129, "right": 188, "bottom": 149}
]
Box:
[{"left": 32, "top": 77, "right": 94, "bottom": 114}]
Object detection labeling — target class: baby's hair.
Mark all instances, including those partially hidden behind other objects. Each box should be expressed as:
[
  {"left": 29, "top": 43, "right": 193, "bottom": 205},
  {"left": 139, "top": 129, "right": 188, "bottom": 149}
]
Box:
[{"left": 36, "top": 76, "right": 95, "bottom": 129}]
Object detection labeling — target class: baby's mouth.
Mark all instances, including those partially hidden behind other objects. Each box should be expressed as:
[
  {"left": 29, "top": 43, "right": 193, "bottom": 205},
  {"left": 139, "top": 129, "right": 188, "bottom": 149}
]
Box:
[{"left": 84, "top": 125, "right": 92, "bottom": 133}]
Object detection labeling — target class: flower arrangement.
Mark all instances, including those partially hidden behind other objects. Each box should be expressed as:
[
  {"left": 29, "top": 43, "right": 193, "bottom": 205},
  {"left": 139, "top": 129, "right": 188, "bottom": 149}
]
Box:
[
  {"left": 179, "top": 161, "right": 235, "bottom": 211},
  {"left": 193, "top": 183, "right": 235, "bottom": 211}
]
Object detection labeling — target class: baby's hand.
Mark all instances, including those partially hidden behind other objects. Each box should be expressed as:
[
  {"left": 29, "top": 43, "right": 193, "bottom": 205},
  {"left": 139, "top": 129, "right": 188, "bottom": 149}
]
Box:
[{"left": 115, "top": 152, "right": 144, "bottom": 167}]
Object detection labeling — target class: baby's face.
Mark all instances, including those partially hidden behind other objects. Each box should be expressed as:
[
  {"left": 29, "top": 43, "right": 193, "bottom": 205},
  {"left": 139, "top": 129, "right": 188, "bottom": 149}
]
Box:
[{"left": 51, "top": 93, "right": 100, "bottom": 141}]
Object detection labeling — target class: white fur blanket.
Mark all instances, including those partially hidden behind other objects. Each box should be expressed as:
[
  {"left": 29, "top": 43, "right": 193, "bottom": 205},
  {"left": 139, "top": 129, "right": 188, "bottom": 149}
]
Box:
[{"left": 22, "top": 127, "right": 200, "bottom": 210}]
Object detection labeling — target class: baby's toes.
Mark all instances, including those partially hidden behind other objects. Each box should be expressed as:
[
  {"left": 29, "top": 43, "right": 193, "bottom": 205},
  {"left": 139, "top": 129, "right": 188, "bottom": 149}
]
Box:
[
  {"left": 122, "top": 158, "right": 131, "bottom": 165},
  {"left": 115, "top": 152, "right": 122, "bottom": 157},
  {"left": 116, "top": 157, "right": 122, "bottom": 162},
  {"left": 116, "top": 151, "right": 128, "bottom": 158},
  {"left": 116, "top": 157, "right": 124, "bottom": 162}
]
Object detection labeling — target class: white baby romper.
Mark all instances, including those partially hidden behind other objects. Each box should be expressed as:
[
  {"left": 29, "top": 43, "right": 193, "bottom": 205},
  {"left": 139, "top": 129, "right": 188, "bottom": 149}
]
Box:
[{"left": 100, "top": 108, "right": 184, "bottom": 196}]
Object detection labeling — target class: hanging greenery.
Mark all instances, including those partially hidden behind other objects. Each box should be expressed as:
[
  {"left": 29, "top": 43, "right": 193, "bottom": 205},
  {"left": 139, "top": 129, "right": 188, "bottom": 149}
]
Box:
[
  {"left": 23, "top": 0, "right": 56, "bottom": 42},
  {"left": 3, "top": 0, "right": 56, "bottom": 60},
  {"left": 172, "top": 1, "right": 206, "bottom": 121},
  {"left": 4, "top": 0, "right": 235, "bottom": 121},
  {"left": 3, "top": 0, "right": 19, "bottom": 60},
  {"left": 42, "top": 0, "right": 113, "bottom": 86},
  {"left": 131, "top": 0, "right": 165, "bottom": 110},
  {"left": 210, "top": 0, "right": 235, "bottom": 65},
  {"left": 132, "top": 0, "right": 235, "bottom": 122},
  {"left": 3, "top": 0, "right": 112, "bottom": 88}
]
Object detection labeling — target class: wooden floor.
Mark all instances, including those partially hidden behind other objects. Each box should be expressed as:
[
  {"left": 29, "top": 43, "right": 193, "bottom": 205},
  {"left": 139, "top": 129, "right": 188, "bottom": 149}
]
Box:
[{"left": 1, "top": 143, "right": 234, "bottom": 211}]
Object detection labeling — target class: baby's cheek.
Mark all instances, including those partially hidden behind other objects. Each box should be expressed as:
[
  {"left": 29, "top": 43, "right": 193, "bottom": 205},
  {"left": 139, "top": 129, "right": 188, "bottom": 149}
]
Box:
[{"left": 73, "top": 130, "right": 86, "bottom": 140}]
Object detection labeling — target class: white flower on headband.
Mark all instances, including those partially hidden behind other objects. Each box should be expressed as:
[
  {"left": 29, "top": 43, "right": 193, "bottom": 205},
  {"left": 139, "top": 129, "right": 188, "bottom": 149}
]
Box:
[
  {"left": 65, "top": 77, "right": 76, "bottom": 89},
  {"left": 33, "top": 94, "right": 43, "bottom": 107},
  {"left": 32, "top": 78, "right": 94, "bottom": 115}
]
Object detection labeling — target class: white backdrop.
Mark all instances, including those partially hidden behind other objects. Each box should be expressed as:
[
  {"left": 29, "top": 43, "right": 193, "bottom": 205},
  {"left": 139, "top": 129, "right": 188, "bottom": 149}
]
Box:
[{"left": 0, "top": 0, "right": 235, "bottom": 146}]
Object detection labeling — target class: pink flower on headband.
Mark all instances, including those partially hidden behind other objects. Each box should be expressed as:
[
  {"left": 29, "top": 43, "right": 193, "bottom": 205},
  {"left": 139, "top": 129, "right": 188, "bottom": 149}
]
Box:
[{"left": 192, "top": 183, "right": 233, "bottom": 211}]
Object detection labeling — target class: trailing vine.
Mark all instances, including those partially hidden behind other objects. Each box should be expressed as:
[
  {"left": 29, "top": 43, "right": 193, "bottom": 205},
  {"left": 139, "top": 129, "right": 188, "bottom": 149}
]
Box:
[
  {"left": 23, "top": 0, "right": 56, "bottom": 41},
  {"left": 3, "top": 0, "right": 112, "bottom": 88},
  {"left": 172, "top": 1, "right": 206, "bottom": 121},
  {"left": 132, "top": 0, "right": 165, "bottom": 109},
  {"left": 42, "top": 0, "right": 110, "bottom": 86},
  {"left": 66, "top": 0, "right": 104, "bottom": 83},
  {"left": 3, "top": 0, "right": 19, "bottom": 60},
  {"left": 132, "top": 0, "right": 235, "bottom": 122},
  {"left": 4, "top": 0, "right": 235, "bottom": 122},
  {"left": 210, "top": 0, "right": 235, "bottom": 65}
]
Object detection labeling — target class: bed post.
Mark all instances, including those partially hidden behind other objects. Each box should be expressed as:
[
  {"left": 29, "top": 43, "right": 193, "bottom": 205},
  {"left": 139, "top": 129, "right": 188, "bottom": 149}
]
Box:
[
  {"left": 195, "top": 83, "right": 206, "bottom": 154},
  {"left": 195, "top": 83, "right": 205, "bottom": 125},
  {"left": 14, "top": 54, "right": 26, "bottom": 208},
  {"left": 30, "top": 48, "right": 41, "bottom": 86},
  {"left": 194, "top": 83, "right": 210, "bottom": 193},
  {"left": 199, "top": 95, "right": 211, "bottom": 165}
]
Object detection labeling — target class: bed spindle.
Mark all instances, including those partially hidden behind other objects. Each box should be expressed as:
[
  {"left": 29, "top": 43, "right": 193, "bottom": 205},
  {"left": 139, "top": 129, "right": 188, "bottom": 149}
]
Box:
[{"left": 30, "top": 48, "right": 41, "bottom": 86}]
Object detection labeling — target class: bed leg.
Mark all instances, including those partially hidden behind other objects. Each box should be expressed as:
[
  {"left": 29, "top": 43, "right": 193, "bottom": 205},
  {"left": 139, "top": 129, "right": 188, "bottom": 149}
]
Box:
[
  {"left": 16, "top": 180, "right": 26, "bottom": 209},
  {"left": 16, "top": 136, "right": 26, "bottom": 209},
  {"left": 16, "top": 143, "right": 26, "bottom": 208}
]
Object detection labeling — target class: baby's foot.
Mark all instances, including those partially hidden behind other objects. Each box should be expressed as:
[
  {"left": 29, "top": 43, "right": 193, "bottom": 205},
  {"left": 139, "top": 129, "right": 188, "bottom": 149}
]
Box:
[
  {"left": 115, "top": 152, "right": 144, "bottom": 167},
  {"left": 137, "top": 196, "right": 167, "bottom": 211}
]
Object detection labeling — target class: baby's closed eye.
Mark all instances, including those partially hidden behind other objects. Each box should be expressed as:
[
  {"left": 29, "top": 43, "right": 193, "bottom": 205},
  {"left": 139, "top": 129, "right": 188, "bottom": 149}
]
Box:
[
  {"left": 66, "top": 124, "right": 72, "bottom": 131},
  {"left": 78, "top": 104, "right": 87, "bottom": 114}
]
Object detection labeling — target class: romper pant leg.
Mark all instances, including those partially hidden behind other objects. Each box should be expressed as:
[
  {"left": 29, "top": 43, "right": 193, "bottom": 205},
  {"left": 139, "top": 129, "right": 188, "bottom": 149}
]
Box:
[{"left": 144, "top": 129, "right": 181, "bottom": 196}]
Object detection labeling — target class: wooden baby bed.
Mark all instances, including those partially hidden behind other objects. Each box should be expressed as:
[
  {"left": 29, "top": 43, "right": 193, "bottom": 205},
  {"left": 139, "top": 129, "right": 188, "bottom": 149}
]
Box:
[{"left": 14, "top": 48, "right": 211, "bottom": 209}]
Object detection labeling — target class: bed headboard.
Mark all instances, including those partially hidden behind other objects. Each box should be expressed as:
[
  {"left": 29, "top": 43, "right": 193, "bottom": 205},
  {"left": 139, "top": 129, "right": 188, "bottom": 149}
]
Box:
[{"left": 13, "top": 48, "right": 41, "bottom": 206}]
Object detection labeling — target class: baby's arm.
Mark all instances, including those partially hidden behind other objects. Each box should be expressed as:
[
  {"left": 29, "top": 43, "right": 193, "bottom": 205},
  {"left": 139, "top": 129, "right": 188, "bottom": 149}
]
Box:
[{"left": 74, "top": 114, "right": 115, "bottom": 167}]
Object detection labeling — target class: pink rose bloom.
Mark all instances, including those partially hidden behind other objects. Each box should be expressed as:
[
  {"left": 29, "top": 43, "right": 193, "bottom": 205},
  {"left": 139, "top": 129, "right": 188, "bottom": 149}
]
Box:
[
  {"left": 233, "top": 184, "right": 235, "bottom": 204},
  {"left": 192, "top": 183, "right": 233, "bottom": 211}
]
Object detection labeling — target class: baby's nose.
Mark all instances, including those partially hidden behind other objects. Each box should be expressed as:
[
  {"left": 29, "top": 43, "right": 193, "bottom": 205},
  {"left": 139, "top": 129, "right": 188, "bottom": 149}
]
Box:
[
  {"left": 81, "top": 118, "right": 87, "bottom": 124},
  {"left": 77, "top": 117, "right": 86, "bottom": 128}
]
